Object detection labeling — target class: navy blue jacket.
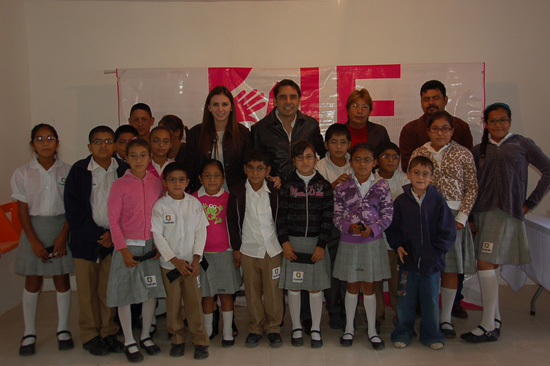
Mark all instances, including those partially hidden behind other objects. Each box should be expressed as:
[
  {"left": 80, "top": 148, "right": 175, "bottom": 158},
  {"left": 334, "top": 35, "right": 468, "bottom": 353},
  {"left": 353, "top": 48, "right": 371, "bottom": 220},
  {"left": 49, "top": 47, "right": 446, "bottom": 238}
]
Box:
[
  {"left": 385, "top": 184, "right": 456, "bottom": 276},
  {"left": 64, "top": 155, "right": 129, "bottom": 261}
]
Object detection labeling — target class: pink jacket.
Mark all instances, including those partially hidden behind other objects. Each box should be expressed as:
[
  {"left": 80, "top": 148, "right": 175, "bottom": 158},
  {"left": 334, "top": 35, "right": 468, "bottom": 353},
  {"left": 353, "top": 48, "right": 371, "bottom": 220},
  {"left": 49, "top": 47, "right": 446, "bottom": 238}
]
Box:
[{"left": 108, "top": 170, "right": 163, "bottom": 250}]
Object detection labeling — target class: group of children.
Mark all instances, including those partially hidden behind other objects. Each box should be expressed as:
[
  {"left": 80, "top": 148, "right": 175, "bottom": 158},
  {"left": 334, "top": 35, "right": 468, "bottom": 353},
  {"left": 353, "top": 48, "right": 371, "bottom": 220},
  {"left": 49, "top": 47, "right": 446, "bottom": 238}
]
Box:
[{"left": 11, "top": 101, "right": 550, "bottom": 362}]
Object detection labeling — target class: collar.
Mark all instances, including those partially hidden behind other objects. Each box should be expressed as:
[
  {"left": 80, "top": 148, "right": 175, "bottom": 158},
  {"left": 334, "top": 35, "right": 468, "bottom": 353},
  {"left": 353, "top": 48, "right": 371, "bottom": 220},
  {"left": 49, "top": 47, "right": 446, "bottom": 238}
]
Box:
[
  {"left": 275, "top": 108, "right": 297, "bottom": 127},
  {"left": 324, "top": 152, "right": 350, "bottom": 169},
  {"left": 352, "top": 172, "right": 375, "bottom": 187},
  {"left": 29, "top": 156, "right": 63, "bottom": 171},
  {"left": 197, "top": 186, "right": 225, "bottom": 197},
  {"left": 245, "top": 179, "right": 270, "bottom": 194},
  {"left": 423, "top": 141, "right": 451, "bottom": 154},
  {"left": 88, "top": 157, "right": 118, "bottom": 172},
  {"left": 489, "top": 132, "right": 514, "bottom": 146}
]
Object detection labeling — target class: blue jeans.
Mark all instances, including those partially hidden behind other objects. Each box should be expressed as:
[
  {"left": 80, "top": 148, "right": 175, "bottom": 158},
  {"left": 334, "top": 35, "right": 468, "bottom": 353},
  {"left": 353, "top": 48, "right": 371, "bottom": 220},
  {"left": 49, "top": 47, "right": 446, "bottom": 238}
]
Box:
[{"left": 391, "top": 269, "right": 444, "bottom": 347}]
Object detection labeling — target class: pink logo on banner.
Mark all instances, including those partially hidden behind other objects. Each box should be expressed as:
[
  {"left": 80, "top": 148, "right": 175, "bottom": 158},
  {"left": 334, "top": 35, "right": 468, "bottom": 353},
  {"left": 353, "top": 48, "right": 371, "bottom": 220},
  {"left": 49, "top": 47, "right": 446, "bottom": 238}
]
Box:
[{"left": 336, "top": 65, "right": 401, "bottom": 123}]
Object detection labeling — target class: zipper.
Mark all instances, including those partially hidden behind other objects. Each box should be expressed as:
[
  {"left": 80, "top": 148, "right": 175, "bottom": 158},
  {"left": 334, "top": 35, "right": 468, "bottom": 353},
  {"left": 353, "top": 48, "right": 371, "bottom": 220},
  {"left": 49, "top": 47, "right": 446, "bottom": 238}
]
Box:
[
  {"left": 304, "top": 181, "right": 309, "bottom": 237},
  {"left": 417, "top": 199, "right": 422, "bottom": 269},
  {"left": 142, "top": 178, "right": 147, "bottom": 238}
]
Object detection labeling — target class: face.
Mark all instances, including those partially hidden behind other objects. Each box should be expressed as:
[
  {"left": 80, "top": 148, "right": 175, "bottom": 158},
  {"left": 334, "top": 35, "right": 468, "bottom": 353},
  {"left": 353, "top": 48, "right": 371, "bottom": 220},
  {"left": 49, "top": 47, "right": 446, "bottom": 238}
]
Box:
[
  {"left": 486, "top": 108, "right": 511, "bottom": 143},
  {"left": 421, "top": 89, "right": 448, "bottom": 117},
  {"left": 159, "top": 122, "right": 181, "bottom": 146},
  {"left": 115, "top": 132, "right": 136, "bottom": 160},
  {"left": 293, "top": 147, "right": 317, "bottom": 176},
  {"left": 208, "top": 94, "right": 232, "bottom": 124},
  {"left": 244, "top": 161, "right": 271, "bottom": 187},
  {"left": 150, "top": 130, "right": 172, "bottom": 158},
  {"left": 407, "top": 164, "right": 433, "bottom": 193},
  {"left": 88, "top": 132, "right": 115, "bottom": 161},
  {"left": 31, "top": 127, "right": 59, "bottom": 159},
  {"left": 377, "top": 149, "right": 400, "bottom": 175},
  {"left": 274, "top": 85, "right": 301, "bottom": 120},
  {"left": 427, "top": 118, "right": 454, "bottom": 150},
  {"left": 199, "top": 163, "right": 224, "bottom": 195},
  {"left": 350, "top": 149, "right": 376, "bottom": 181},
  {"left": 163, "top": 170, "right": 189, "bottom": 199},
  {"left": 128, "top": 110, "right": 154, "bottom": 138},
  {"left": 347, "top": 97, "right": 371, "bottom": 126},
  {"left": 324, "top": 134, "right": 351, "bottom": 159},
  {"left": 127, "top": 145, "right": 151, "bottom": 175}
]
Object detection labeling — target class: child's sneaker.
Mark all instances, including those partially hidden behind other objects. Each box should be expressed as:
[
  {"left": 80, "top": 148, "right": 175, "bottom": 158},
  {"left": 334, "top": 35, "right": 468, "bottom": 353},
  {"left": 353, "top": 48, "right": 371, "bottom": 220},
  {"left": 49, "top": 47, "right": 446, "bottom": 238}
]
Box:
[
  {"left": 393, "top": 341, "right": 408, "bottom": 349},
  {"left": 430, "top": 342, "right": 444, "bottom": 350}
]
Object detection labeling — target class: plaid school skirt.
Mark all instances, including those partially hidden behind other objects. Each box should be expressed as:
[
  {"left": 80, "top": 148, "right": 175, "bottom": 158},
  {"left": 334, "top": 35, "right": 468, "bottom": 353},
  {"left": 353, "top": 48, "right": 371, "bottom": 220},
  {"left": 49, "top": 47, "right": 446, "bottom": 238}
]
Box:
[{"left": 333, "top": 238, "right": 390, "bottom": 283}]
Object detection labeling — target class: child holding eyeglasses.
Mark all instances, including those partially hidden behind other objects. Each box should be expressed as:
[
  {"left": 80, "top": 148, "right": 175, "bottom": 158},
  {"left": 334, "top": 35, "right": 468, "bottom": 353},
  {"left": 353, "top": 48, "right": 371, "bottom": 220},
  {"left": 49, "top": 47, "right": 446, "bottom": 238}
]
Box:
[
  {"left": 147, "top": 126, "right": 175, "bottom": 180},
  {"left": 386, "top": 156, "right": 456, "bottom": 350},
  {"left": 12, "top": 124, "right": 74, "bottom": 356},
  {"left": 64, "top": 126, "right": 128, "bottom": 356},
  {"left": 277, "top": 141, "right": 333, "bottom": 348},
  {"left": 409, "top": 110, "right": 478, "bottom": 338},
  {"left": 332, "top": 143, "right": 393, "bottom": 350}
]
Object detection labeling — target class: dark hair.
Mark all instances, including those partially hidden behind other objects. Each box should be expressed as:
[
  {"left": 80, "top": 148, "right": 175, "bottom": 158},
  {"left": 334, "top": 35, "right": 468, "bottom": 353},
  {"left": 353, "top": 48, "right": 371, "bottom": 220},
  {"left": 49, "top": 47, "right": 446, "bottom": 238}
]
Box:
[
  {"left": 375, "top": 141, "right": 400, "bottom": 159},
  {"left": 349, "top": 142, "right": 375, "bottom": 158},
  {"left": 420, "top": 80, "right": 446, "bottom": 98},
  {"left": 346, "top": 88, "right": 373, "bottom": 111},
  {"left": 273, "top": 79, "right": 301, "bottom": 99},
  {"left": 149, "top": 125, "right": 173, "bottom": 139},
  {"left": 292, "top": 141, "right": 316, "bottom": 159},
  {"left": 245, "top": 148, "right": 271, "bottom": 167},
  {"left": 88, "top": 125, "right": 114, "bottom": 143},
  {"left": 325, "top": 123, "right": 351, "bottom": 142},
  {"left": 199, "top": 86, "right": 241, "bottom": 158},
  {"left": 200, "top": 159, "right": 225, "bottom": 176},
  {"left": 31, "top": 123, "right": 58, "bottom": 142},
  {"left": 114, "top": 125, "right": 139, "bottom": 142},
  {"left": 408, "top": 156, "right": 434, "bottom": 173},
  {"left": 130, "top": 103, "right": 152, "bottom": 118},
  {"left": 159, "top": 114, "right": 187, "bottom": 140},
  {"left": 427, "top": 110, "right": 454, "bottom": 128},
  {"left": 480, "top": 102, "right": 512, "bottom": 158},
  {"left": 163, "top": 162, "right": 188, "bottom": 180},
  {"left": 126, "top": 138, "right": 151, "bottom": 156}
]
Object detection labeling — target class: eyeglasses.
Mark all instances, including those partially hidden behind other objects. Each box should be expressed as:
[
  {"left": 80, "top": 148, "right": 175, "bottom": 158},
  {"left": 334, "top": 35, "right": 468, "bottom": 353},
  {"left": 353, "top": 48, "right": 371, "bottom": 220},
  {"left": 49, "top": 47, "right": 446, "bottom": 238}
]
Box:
[
  {"left": 151, "top": 138, "right": 171, "bottom": 146},
  {"left": 128, "top": 152, "right": 149, "bottom": 160},
  {"left": 352, "top": 157, "right": 374, "bottom": 163},
  {"left": 350, "top": 103, "right": 370, "bottom": 110},
  {"left": 117, "top": 139, "right": 130, "bottom": 145},
  {"left": 33, "top": 136, "right": 57, "bottom": 144},
  {"left": 166, "top": 177, "right": 188, "bottom": 184},
  {"left": 410, "top": 170, "right": 432, "bottom": 178},
  {"left": 91, "top": 138, "right": 114, "bottom": 145},
  {"left": 246, "top": 165, "right": 266, "bottom": 173},
  {"left": 380, "top": 154, "right": 400, "bottom": 160},
  {"left": 486, "top": 118, "right": 511, "bottom": 126},
  {"left": 295, "top": 155, "right": 316, "bottom": 161},
  {"left": 428, "top": 126, "right": 452, "bottom": 133},
  {"left": 203, "top": 173, "right": 222, "bottom": 180}
]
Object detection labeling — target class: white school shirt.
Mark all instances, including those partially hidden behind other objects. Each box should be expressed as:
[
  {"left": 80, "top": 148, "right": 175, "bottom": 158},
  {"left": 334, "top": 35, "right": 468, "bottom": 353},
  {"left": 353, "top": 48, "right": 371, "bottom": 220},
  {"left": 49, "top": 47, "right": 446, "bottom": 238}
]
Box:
[
  {"left": 241, "top": 180, "right": 282, "bottom": 259},
  {"left": 11, "top": 157, "right": 71, "bottom": 216},
  {"left": 88, "top": 157, "right": 118, "bottom": 229},
  {"left": 489, "top": 132, "right": 514, "bottom": 146},
  {"left": 275, "top": 109, "right": 296, "bottom": 141},
  {"left": 352, "top": 172, "right": 376, "bottom": 198},
  {"left": 152, "top": 158, "right": 175, "bottom": 177},
  {"left": 422, "top": 141, "right": 451, "bottom": 165},
  {"left": 315, "top": 152, "right": 352, "bottom": 184},
  {"left": 375, "top": 169, "right": 409, "bottom": 200},
  {"left": 151, "top": 194, "right": 209, "bottom": 270}
]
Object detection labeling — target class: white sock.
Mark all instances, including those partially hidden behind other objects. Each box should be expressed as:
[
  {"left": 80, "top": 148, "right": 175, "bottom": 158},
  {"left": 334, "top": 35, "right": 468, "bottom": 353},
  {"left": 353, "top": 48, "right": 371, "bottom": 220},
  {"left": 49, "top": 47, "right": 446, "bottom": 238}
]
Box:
[
  {"left": 309, "top": 292, "right": 323, "bottom": 341},
  {"left": 343, "top": 291, "right": 358, "bottom": 340},
  {"left": 22, "top": 289, "right": 39, "bottom": 346},
  {"left": 440, "top": 287, "right": 456, "bottom": 329},
  {"left": 204, "top": 313, "right": 213, "bottom": 337},
  {"left": 494, "top": 283, "right": 501, "bottom": 329},
  {"left": 56, "top": 290, "right": 71, "bottom": 340},
  {"left": 118, "top": 305, "right": 137, "bottom": 351},
  {"left": 222, "top": 311, "right": 234, "bottom": 341},
  {"left": 140, "top": 298, "right": 156, "bottom": 346},
  {"left": 288, "top": 291, "right": 302, "bottom": 338},
  {"left": 364, "top": 293, "right": 378, "bottom": 339},
  {"left": 150, "top": 308, "right": 157, "bottom": 333},
  {"left": 472, "top": 269, "right": 498, "bottom": 335}
]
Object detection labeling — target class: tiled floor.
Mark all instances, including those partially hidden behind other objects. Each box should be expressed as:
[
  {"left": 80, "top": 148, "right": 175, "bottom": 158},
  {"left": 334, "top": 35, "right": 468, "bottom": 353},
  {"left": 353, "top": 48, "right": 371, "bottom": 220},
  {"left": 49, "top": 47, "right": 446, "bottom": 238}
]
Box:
[{"left": 0, "top": 285, "right": 548, "bottom": 366}]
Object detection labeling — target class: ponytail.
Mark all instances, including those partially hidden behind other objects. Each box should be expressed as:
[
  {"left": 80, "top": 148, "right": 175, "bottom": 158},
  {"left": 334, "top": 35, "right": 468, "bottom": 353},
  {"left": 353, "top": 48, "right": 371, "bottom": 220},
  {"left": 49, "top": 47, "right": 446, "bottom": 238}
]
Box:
[{"left": 480, "top": 127, "right": 489, "bottom": 158}]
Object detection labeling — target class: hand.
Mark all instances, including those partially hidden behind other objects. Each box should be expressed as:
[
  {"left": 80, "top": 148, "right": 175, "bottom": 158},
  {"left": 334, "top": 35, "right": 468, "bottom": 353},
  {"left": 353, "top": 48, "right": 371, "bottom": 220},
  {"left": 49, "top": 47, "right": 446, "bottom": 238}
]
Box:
[
  {"left": 52, "top": 232, "right": 68, "bottom": 258},
  {"left": 311, "top": 247, "right": 325, "bottom": 263},
  {"left": 159, "top": 190, "right": 167, "bottom": 199},
  {"left": 97, "top": 231, "right": 113, "bottom": 248},
  {"left": 469, "top": 222, "right": 478, "bottom": 238},
  {"left": 267, "top": 175, "right": 282, "bottom": 189},
  {"left": 331, "top": 173, "right": 349, "bottom": 189},
  {"left": 456, "top": 222, "right": 465, "bottom": 230},
  {"left": 152, "top": 245, "right": 161, "bottom": 259},
  {"left": 121, "top": 248, "right": 139, "bottom": 268},
  {"left": 233, "top": 251, "right": 241, "bottom": 269},
  {"left": 523, "top": 205, "right": 530, "bottom": 215},
  {"left": 234, "top": 89, "right": 267, "bottom": 124},
  {"left": 349, "top": 223, "right": 362, "bottom": 235},
  {"left": 397, "top": 246, "right": 408, "bottom": 263},
  {"left": 282, "top": 241, "right": 297, "bottom": 261},
  {"left": 171, "top": 257, "right": 192, "bottom": 276},
  {"left": 190, "top": 257, "right": 201, "bottom": 277},
  {"left": 360, "top": 225, "right": 373, "bottom": 238},
  {"left": 30, "top": 239, "right": 49, "bottom": 261}
]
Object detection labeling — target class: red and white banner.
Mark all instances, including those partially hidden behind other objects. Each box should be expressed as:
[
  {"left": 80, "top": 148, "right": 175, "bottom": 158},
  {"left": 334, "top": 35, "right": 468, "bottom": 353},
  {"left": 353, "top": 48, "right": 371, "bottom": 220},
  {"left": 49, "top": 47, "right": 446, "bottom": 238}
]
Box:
[{"left": 117, "top": 63, "right": 485, "bottom": 144}]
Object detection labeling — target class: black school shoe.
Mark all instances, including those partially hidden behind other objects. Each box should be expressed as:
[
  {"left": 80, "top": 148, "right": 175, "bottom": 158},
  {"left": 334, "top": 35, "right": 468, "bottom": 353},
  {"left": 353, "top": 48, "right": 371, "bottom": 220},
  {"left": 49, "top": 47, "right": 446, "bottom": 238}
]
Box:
[
  {"left": 245, "top": 333, "right": 263, "bottom": 348},
  {"left": 103, "top": 334, "right": 124, "bottom": 353},
  {"left": 124, "top": 343, "right": 144, "bottom": 363},
  {"left": 439, "top": 322, "right": 456, "bottom": 338},
  {"left": 291, "top": 328, "right": 304, "bottom": 347},
  {"left": 19, "top": 335, "right": 36, "bottom": 356},
  {"left": 139, "top": 337, "right": 161, "bottom": 355},
  {"left": 460, "top": 326, "right": 499, "bottom": 343},
  {"left": 194, "top": 345, "right": 209, "bottom": 360},
  {"left": 221, "top": 338, "right": 235, "bottom": 348},
  {"left": 267, "top": 333, "right": 283, "bottom": 348},
  {"left": 57, "top": 330, "right": 74, "bottom": 351},
  {"left": 170, "top": 343, "right": 185, "bottom": 357},
  {"left": 83, "top": 336, "right": 110, "bottom": 356}
]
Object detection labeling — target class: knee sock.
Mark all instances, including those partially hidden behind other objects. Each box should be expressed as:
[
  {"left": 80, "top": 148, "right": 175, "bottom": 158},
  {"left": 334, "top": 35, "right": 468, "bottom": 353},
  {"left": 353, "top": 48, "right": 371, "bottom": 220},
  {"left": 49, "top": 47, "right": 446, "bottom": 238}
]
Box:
[
  {"left": 22, "top": 289, "right": 39, "bottom": 346},
  {"left": 494, "top": 283, "right": 501, "bottom": 329},
  {"left": 440, "top": 287, "right": 457, "bottom": 329},
  {"left": 309, "top": 292, "right": 323, "bottom": 341},
  {"left": 140, "top": 298, "right": 156, "bottom": 346},
  {"left": 118, "top": 305, "right": 137, "bottom": 351},
  {"left": 364, "top": 293, "right": 378, "bottom": 339},
  {"left": 343, "top": 291, "right": 358, "bottom": 340},
  {"left": 56, "top": 290, "right": 72, "bottom": 340},
  {"left": 204, "top": 313, "right": 213, "bottom": 337},
  {"left": 222, "top": 311, "right": 234, "bottom": 341},
  {"left": 472, "top": 269, "right": 498, "bottom": 335},
  {"left": 288, "top": 291, "right": 302, "bottom": 338}
]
